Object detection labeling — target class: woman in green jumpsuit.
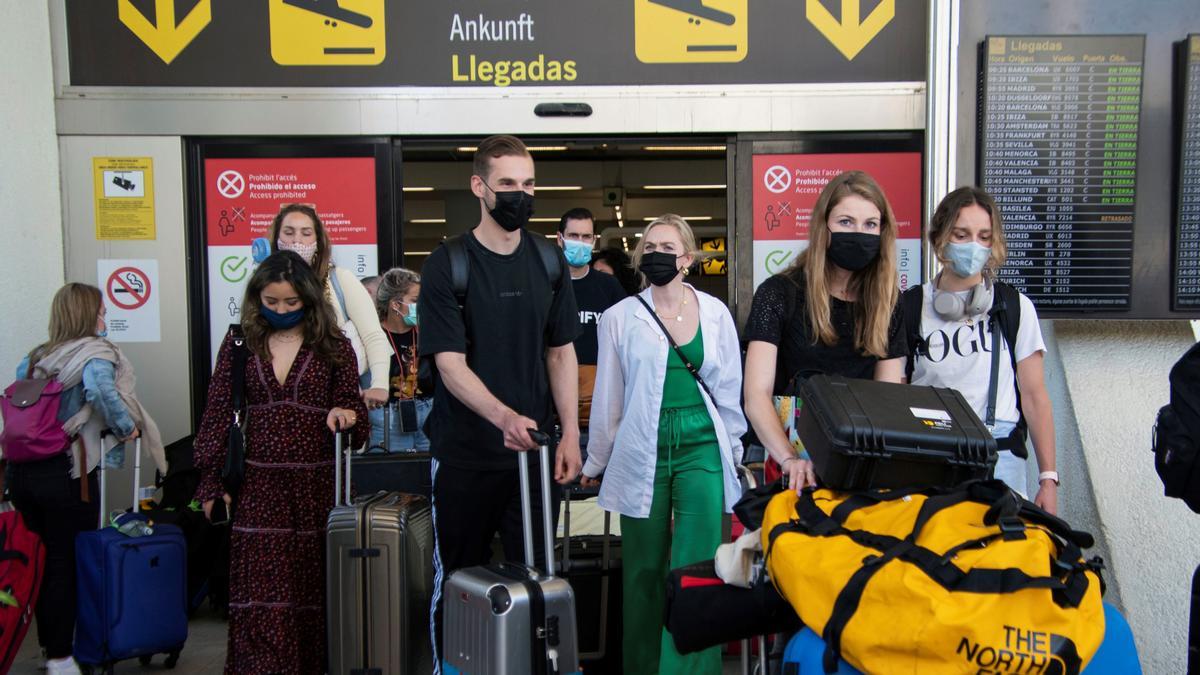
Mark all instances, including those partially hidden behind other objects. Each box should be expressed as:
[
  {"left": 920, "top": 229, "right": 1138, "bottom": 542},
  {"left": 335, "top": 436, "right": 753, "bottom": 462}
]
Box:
[{"left": 581, "top": 214, "right": 747, "bottom": 675}]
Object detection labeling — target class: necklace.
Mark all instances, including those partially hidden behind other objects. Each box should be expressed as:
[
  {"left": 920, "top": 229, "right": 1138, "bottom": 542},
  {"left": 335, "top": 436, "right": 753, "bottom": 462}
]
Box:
[
  {"left": 655, "top": 296, "right": 689, "bottom": 323},
  {"left": 271, "top": 330, "right": 303, "bottom": 343}
]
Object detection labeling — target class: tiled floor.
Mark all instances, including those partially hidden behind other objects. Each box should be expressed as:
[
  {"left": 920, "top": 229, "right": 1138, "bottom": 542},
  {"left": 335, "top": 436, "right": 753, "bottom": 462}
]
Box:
[
  {"left": 11, "top": 606, "right": 228, "bottom": 674},
  {"left": 11, "top": 500, "right": 755, "bottom": 674}
]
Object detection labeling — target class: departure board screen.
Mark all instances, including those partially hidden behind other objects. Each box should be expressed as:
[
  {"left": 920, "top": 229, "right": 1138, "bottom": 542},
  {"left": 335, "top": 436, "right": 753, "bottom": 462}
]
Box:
[
  {"left": 979, "top": 35, "right": 1145, "bottom": 311},
  {"left": 1175, "top": 35, "right": 1200, "bottom": 310}
]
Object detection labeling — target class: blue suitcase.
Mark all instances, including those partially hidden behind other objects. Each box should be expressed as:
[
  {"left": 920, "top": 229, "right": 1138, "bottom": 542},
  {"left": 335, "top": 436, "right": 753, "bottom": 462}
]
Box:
[{"left": 74, "top": 436, "right": 188, "bottom": 672}]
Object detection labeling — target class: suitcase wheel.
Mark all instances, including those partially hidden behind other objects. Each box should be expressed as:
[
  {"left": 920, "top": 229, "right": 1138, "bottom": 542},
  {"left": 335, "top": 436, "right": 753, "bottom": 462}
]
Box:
[{"left": 165, "top": 648, "right": 182, "bottom": 669}]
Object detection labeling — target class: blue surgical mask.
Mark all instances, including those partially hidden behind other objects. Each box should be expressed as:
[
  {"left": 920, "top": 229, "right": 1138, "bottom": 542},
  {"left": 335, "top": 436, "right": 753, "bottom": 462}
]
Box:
[
  {"left": 944, "top": 241, "right": 991, "bottom": 278},
  {"left": 403, "top": 303, "right": 419, "bottom": 327},
  {"left": 97, "top": 329, "right": 108, "bottom": 338},
  {"left": 562, "top": 239, "right": 593, "bottom": 267},
  {"left": 261, "top": 304, "right": 305, "bottom": 329}
]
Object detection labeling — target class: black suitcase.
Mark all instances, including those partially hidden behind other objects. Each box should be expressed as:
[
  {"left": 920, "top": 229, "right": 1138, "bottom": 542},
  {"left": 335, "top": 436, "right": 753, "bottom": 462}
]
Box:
[
  {"left": 558, "top": 483, "right": 622, "bottom": 673},
  {"left": 797, "top": 374, "right": 996, "bottom": 490}
]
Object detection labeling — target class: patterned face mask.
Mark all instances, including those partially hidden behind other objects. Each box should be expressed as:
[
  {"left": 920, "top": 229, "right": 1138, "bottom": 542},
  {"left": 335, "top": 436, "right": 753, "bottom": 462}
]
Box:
[{"left": 277, "top": 239, "right": 318, "bottom": 265}]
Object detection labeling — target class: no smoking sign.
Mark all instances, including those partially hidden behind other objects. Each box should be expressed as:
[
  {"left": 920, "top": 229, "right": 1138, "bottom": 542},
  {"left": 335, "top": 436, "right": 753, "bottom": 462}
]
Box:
[
  {"left": 106, "top": 266, "right": 152, "bottom": 310},
  {"left": 98, "top": 259, "right": 160, "bottom": 342}
]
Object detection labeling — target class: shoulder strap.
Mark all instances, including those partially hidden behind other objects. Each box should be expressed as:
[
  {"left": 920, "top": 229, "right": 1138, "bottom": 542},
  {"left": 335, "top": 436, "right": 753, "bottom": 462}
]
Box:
[
  {"left": 991, "top": 281, "right": 1029, "bottom": 455},
  {"left": 229, "top": 324, "right": 248, "bottom": 417},
  {"left": 328, "top": 266, "right": 349, "bottom": 321},
  {"left": 901, "top": 285, "right": 926, "bottom": 382},
  {"left": 530, "top": 234, "right": 567, "bottom": 295},
  {"left": 444, "top": 236, "right": 469, "bottom": 308},
  {"left": 634, "top": 295, "right": 716, "bottom": 405}
]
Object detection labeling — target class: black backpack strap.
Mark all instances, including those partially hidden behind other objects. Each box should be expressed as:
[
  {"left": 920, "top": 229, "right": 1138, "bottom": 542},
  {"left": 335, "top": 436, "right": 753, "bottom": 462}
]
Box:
[
  {"left": 901, "top": 285, "right": 926, "bottom": 382},
  {"left": 991, "top": 281, "right": 1029, "bottom": 457},
  {"left": 530, "top": 233, "right": 567, "bottom": 295},
  {"left": 444, "top": 235, "right": 469, "bottom": 308}
]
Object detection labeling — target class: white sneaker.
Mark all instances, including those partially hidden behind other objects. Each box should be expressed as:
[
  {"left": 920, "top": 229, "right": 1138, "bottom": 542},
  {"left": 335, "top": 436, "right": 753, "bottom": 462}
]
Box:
[{"left": 45, "top": 657, "right": 81, "bottom": 675}]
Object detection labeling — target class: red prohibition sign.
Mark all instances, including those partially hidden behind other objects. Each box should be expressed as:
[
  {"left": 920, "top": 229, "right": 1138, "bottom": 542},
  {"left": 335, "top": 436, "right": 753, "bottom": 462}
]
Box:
[{"left": 106, "top": 266, "right": 151, "bottom": 310}]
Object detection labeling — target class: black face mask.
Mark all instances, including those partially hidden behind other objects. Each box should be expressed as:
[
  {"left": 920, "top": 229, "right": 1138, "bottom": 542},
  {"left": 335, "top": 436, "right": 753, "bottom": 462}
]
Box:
[
  {"left": 827, "top": 232, "right": 881, "bottom": 272},
  {"left": 483, "top": 184, "right": 534, "bottom": 232},
  {"left": 639, "top": 251, "right": 682, "bottom": 287}
]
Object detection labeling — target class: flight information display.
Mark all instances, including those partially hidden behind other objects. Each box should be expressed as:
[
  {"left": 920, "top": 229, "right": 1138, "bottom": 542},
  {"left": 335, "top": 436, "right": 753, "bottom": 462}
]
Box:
[
  {"left": 1175, "top": 34, "right": 1200, "bottom": 310},
  {"left": 979, "top": 35, "right": 1145, "bottom": 311}
]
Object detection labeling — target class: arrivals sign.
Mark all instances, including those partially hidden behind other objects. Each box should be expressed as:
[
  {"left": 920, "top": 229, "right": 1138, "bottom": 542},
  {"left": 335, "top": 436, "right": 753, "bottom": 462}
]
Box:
[
  {"left": 750, "top": 152, "right": 923, "bottom": 292},
  {"left": 65, "top": 0, "right": 926, "bottom": 87},
  {"left": 202, "top": 156, "right": 378, "bottom": 366}
]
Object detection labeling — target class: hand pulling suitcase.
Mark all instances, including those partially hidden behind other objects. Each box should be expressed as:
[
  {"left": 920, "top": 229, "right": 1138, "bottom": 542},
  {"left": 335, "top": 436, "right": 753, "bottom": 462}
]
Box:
[
  {"left": 797, "top": 374, "right": 997, "bottom": 490},
  {"left": 442, "top": 430, "right": 581, "bottom": 675},
  {"left": 75, "top": 435, "right": 188, "bottom": 673},
  {"left": 327, "top": 430, "right": 435, "bottom": 675}
]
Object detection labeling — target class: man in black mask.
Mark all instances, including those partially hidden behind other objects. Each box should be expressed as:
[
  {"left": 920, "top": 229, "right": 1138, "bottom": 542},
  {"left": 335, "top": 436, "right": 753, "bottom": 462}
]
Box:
[{"left": 419, "top": 135, "right": 582, "bottom": 670}]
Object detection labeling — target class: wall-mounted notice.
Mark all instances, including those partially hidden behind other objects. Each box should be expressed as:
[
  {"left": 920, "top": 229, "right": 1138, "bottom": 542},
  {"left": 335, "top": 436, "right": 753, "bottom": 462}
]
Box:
[
  {"left": 202, "top": 156, "right": 378, "bottom": 366},
  {"left": 93, "top": 157, "right": 155, "bottom": 240},
  {"left": 1175, "top": 34, "right": 1200, "bottom": 311},
  {"left": 97, "top": 259, "right": 160, "bottom": 342},
  {"left": 750, "top": 152, "right": 922, "bottom": 292},
  {"left": 979, "top": 35, "right": 1145, "bottom": 311}
]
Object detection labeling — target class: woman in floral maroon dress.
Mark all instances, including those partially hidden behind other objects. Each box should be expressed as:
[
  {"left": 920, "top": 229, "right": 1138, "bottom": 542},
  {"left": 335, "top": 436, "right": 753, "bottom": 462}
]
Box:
[{"left": 195, "top": 251, "right": 367, "bottom": 674}]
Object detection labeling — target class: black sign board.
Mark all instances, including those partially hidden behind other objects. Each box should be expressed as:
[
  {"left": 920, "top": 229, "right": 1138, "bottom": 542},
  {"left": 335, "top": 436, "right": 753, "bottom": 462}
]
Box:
[
  {"left": 65, "top": 0, "right": 925, "bottom": 87},
  {"left": 978, "top": 35, "right": 1145, "bottom": 311},
  {"left": 1175, "top": 35, "right": 1200, "bottom": 310}
]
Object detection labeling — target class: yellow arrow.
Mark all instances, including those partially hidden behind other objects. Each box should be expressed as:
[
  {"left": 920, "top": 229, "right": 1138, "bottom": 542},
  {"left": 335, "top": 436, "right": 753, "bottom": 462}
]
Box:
[
  {"left": 806, "top": 0, "right": 894, "bottom": 61},
  {"left": 118, "top": 0, "right": 212, "bottom": 64}
]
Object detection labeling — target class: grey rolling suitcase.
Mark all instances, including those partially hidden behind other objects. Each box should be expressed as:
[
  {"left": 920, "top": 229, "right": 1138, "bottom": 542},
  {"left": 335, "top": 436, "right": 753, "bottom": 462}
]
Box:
[
  {"left": 441, "top": 430, "right": 581, "bottom": 675},
  {"left": 327, "top": 432, "right": 435, "bottom": 674}
]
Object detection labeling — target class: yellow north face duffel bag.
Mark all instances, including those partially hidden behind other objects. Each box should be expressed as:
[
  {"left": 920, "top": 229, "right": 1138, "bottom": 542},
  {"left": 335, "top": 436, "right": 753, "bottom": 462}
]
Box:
[{"left": 762, "top": 480, "right": 1106, "bottom": 674}]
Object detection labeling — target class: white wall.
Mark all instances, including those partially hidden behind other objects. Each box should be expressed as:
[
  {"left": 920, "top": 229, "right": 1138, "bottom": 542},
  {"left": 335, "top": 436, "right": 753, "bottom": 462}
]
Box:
[
  {"left": 0, "top": 3, "right": 63, "bottom": 382},
  {"left": 1050, "top": 321, "right": 1198, "bottom": 672}
]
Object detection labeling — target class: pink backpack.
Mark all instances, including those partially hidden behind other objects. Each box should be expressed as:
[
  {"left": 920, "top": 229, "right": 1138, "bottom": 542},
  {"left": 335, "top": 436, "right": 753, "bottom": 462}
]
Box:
[{"left": 0, "top": 372, "right": 70, "bottom": 463}]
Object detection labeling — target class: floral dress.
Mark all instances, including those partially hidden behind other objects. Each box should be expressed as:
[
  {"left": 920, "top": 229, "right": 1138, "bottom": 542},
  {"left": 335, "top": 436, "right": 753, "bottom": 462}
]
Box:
[{"left": 195, "top": 333, "right": 367, "bottom": 674}]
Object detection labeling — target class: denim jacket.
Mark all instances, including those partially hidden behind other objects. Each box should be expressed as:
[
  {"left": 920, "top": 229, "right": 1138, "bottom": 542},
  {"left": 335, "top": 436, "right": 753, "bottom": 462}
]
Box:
[{"left": 16, "top": 356, "right": 136, "bottom": 439}]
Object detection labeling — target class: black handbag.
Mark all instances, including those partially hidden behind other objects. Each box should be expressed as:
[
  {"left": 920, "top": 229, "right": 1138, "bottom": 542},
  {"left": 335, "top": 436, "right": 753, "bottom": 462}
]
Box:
[{"left": 220, "top": 326, "right": 249, "bottom": 500}]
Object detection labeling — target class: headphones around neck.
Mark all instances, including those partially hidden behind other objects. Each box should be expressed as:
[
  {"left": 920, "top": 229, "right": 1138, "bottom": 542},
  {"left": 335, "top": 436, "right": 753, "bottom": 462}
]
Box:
[{"left": 931, "top": 273, "right": 993, "bottom": 321}]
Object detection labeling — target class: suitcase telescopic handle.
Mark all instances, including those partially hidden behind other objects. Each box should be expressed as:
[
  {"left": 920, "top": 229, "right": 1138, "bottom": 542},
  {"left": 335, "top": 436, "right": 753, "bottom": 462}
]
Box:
[
  {"left": 333, "top": 430, "right": 353, "bottom": 507},
  {"left": 520, "top": 429, "right": 556, "bottom": 577},
  {"left": 97, "top": 431, "right": 142, "bottom": 528}
]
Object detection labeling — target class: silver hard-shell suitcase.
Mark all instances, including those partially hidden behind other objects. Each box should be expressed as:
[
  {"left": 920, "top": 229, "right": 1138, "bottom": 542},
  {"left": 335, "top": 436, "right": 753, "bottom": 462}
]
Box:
[
  {"left": 442, "top": 430, "right": 581, "bottom": 675},
  {"left": 327, "top": 432, "right": 435, "bottom": 674}
]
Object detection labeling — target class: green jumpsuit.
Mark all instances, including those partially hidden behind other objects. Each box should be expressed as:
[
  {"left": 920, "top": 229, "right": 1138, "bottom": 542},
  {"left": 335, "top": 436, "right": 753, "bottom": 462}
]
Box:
[{"left": 621, "top": 324, "right": 725, "bottom": 675}]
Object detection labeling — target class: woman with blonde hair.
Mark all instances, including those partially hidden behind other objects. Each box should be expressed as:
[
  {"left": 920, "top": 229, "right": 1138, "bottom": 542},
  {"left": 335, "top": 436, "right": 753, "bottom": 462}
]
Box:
[
  {"left": 6, "top": 283, "right": 162, "bottom": 675},
  {"left": 581, "top": 214, "right": 746, "bottom": 675},
  {"left": 743, "top": 170, "right": 908, "bottom": 492},
  {"left": 269, "top": 203, "right": 390, "bottom": 410}
]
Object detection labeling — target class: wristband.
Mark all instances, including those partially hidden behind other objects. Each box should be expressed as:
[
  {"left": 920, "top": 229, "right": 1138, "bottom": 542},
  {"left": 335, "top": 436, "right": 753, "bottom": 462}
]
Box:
[{"left": 1038, "top": 470, "right": 1059, "bottom": 486}]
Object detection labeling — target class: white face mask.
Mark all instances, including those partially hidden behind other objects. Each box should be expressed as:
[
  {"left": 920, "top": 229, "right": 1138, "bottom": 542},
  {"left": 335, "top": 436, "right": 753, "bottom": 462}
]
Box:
[{"left": 277, "top": 239, "right": 319, "bottom": 265}]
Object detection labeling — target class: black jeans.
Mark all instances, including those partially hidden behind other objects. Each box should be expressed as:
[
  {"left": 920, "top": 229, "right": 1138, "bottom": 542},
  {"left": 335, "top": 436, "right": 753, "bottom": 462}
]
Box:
[{"left": 8, "top": 454, "right": 99, "bottom": 659}]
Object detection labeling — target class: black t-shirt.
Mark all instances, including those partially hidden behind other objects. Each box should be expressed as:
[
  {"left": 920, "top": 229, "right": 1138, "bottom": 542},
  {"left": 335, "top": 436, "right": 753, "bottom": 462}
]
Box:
[
  {"left": 384, "top": 329, "right": 423, "bottom": 400},
  {"left": 571, "top": 269, "right": 628, "bottom": 366},
  {"left": 418, "top": 230, "right": 581, "bottom": 470},
  {"left": 743, "top": 273, "right": 908, "bottom": 394}
]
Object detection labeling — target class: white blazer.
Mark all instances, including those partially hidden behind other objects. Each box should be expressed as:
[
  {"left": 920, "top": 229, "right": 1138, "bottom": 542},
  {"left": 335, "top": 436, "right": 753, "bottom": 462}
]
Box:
[{"left": 583, "top": 285, "right": 747, "bottom": 518}]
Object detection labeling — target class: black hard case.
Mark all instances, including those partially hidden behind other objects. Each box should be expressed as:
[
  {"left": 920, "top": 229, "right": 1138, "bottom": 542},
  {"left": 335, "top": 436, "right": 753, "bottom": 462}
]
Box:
[{"left": 798, "top": 375, "right": 997, "bottom": 490}]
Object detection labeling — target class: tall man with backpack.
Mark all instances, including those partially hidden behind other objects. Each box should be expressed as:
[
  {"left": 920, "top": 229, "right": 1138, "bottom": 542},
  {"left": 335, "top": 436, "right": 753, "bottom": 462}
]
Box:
[
  {"left": 418, "top": 135, "right": 582, "bottom": 669},
  {"left": 904, "top": 186, "right": 1060, "bottom": 513}
]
